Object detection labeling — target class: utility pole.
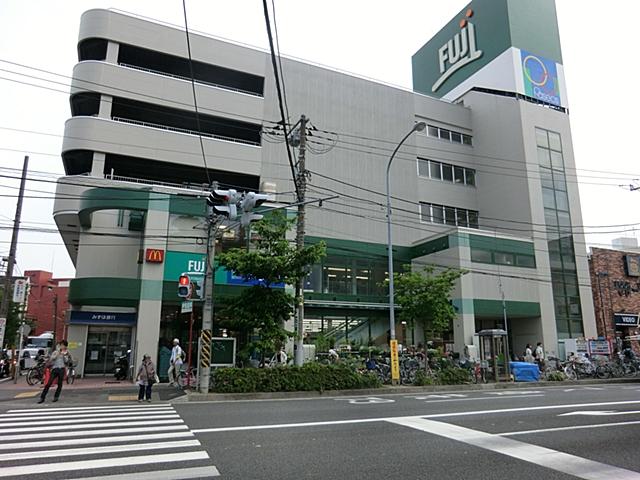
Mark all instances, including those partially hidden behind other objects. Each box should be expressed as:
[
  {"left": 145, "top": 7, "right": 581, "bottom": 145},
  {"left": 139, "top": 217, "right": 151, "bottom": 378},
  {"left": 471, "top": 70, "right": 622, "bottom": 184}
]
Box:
[
  {"left": 199, "top": 218, "right": 215, "bottom": 394},
  {"left": 294, "top": 115, "right": 308, "bottom": 366},
  {"left": 0, "top": 156, "right": 28, "bottom": 328}
]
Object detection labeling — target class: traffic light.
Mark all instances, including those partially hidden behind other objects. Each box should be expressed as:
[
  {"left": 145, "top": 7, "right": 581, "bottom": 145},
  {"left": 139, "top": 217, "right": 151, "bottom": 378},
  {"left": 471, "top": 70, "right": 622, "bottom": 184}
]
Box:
[
  {"left": 178, "top": 275, "right": 192, "bottom": 298},
  {"left": 207, "top": 189, "right": 240, "bottom": 219},
  {"left": 239, "top": 191, "right": 269, "bottom": 226}
]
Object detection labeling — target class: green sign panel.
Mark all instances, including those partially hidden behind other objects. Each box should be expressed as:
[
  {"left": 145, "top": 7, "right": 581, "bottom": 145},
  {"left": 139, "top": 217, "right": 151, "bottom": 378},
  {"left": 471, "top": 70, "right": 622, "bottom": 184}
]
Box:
[{"left": 212, "top": 337, "right": 236, "bottom": 366}]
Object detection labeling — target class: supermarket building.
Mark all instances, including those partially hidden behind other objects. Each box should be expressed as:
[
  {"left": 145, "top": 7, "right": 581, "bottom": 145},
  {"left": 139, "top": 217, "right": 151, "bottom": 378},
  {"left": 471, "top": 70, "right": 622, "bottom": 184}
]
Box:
[{"left": 54, "top": 0, "right": 596, "bottom": 375}]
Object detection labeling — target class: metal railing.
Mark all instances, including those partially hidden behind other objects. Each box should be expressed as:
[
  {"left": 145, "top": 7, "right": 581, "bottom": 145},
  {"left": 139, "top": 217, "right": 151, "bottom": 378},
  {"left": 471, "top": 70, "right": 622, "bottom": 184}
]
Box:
[
  {"left": 103, "top": 173, "right": 209, "bottom": 193},
  {"left": 111, "top": 116, "right": 261, "bottom": 147},
  {"left": 118, "top": 62, "right": 263, "bottom": 98}
]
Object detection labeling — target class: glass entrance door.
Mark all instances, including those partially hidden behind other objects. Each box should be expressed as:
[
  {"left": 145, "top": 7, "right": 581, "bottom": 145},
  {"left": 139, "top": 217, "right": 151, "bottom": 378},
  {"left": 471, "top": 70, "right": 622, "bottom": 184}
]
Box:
[{"left": 85, "top": 326, "right": 132, "bottom": 375}]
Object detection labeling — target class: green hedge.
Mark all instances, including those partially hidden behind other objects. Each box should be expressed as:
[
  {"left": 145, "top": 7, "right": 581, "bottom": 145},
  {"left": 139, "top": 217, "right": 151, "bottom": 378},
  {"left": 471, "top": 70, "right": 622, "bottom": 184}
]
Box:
[{"left": 212, "top": 363, "right": 381, "bottom": 393}]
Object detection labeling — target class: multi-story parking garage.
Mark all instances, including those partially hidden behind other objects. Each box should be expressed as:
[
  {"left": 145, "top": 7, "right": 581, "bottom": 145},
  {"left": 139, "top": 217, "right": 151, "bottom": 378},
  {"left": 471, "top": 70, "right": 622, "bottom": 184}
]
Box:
[{"left": 54, "top": 0, "right": 596, "bottom": 375}]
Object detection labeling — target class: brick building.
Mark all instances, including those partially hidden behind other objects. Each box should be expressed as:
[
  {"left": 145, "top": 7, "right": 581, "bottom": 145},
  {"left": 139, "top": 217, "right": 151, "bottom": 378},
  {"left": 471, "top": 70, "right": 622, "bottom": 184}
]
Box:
[
  {"left": 24, "top": 270, "right": 70, "bottom": 341},
  {"left": 589, "top": 247, "right": 640, "bottom": 352}
]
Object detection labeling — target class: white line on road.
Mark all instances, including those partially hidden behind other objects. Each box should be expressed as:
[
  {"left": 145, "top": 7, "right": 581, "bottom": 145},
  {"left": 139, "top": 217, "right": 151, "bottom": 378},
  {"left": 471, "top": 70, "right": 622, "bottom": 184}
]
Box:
[
  {"left": 500, "top": 420, "right": 640, "bottom": 436},
  {"left": 0, "top": 424, "right": 188, "bottom": 441},
  {"left": 423, "top": 395, "right": 544, "bottom": 404},
  {"left": 0, "top": 451, "right": 209, "bottom": 478},
  {"left": 0, "top": 431, "right": 195, "bottom": 451},
  {"left": 191, "top": 400, "right": 640, "bottom": 433},
  {"left": 7, "top": 404, "right": 172, "bottom": 413},
  {"left": 71, "top": 466, "right": 221, "bottom": 480},
  {"left": 0, "top": 407, "right": 173, "bottom": 419},
  {"left": 559, "top": 410, "right": 640, "bottom": 417},
  {"left": 0, "top": 413, "right": 180, "bottom": 427},
  {"left": 0, "top": 439, "right": 201, "bottom": 461},
  {"left": 0, "top": 418, "right": 183, "bottom": 434},
  {"left": 388, "top": 417, "right": 640, "bottom": 480}
]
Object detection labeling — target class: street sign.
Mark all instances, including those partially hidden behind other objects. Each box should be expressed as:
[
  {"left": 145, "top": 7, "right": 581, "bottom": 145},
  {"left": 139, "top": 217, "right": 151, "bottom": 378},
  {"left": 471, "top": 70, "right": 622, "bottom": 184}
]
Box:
[
  {"left": 181, "top": 301, "right": 193, "bottom": 314},
  {"left": 18, "top": 323, "right": 30, "bottom": 337},
  {"left": 12, "top": 279, "right": 27, "bottom": 303},
  {"left": 0, "top": 317, "right": 6, "bottom": 347},
  {"left": 390, "top": 339, "right": 400, "bottom": 383}
]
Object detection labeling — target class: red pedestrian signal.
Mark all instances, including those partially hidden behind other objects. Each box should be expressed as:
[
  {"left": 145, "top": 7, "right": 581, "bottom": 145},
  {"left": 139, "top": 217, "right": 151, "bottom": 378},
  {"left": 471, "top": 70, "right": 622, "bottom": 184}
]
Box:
[{"left": 178, "top": 275, "right": 192, "bottom": 298}]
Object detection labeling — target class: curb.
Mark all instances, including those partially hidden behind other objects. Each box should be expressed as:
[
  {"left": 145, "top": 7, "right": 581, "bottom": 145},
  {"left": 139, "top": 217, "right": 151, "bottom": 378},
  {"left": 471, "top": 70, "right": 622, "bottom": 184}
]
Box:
[{"left": 186, "top": 377, "right": 640, "bottom": 402}]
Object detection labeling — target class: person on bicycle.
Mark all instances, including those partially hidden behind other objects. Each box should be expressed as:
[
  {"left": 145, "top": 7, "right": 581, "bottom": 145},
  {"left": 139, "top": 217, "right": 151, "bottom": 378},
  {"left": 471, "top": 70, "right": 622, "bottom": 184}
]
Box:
[
  {"left": 37, "top": 340, "right": 72, "bottom": 404},
  {"left": 168, "top": 338, "right": 184, "bottom": 386},
  {"left": 328, "top": 348, "right": 339, "bottom": 363}
]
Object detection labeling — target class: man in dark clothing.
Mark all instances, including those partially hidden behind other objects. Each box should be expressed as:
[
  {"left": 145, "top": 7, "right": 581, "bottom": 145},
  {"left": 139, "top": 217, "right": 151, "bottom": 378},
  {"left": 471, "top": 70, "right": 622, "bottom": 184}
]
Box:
[{"left": 38, "top": 340, "right": 72, "bottom": 404}]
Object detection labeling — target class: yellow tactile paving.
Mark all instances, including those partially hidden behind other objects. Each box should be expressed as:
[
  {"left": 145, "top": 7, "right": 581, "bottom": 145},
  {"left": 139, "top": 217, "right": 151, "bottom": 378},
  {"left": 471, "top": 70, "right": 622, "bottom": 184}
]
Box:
[{"left": 14, "top": 391, "right": 40, "bottom": 398}]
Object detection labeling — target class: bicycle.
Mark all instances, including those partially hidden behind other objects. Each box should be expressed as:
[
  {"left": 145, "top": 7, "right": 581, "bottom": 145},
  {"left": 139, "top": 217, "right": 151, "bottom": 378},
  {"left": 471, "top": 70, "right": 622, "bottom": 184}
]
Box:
[
  {"left": 26, "top": 361, "right": 46, "bottom": 386},
  {"left": 176, "top": 365, "right": 198, "bottom": 389},
  {"left": 66, "top": 361, "right": 77, "bottom": 385}
]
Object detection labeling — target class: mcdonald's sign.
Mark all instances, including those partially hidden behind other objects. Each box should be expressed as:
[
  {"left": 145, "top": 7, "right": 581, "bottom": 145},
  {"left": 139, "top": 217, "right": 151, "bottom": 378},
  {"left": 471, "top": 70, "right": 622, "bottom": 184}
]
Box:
[{"left": 145, "top": 248, "right": 165, "bottom": 263}]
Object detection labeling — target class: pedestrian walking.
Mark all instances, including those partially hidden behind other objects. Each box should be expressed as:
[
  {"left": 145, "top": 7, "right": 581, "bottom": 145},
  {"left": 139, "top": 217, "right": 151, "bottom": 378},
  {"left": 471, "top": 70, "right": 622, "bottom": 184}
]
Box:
[
  {"left": 37, "top": 340, "right": 72, "bottom": 404},
  {"left": 534, "top": 342, "right": 545, "bottom": 369},
  {"left": 136, "top": 354, "right": 157, "bottom": 402},
  {"left": 167, "top": 338, "right": 184, "bottom": 385},
  {"left": 524, "top": 343, "right": 534, "bottom": 363}
]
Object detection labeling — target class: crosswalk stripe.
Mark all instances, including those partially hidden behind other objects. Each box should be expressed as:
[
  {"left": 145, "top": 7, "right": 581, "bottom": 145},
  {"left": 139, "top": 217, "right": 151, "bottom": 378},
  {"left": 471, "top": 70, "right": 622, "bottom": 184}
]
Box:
[
  {"left": 0, "top": 418, "right": 183, "bottom": 434},
  {"left": 72, "top": 465, "right": 221, "bottom": 480},
  {"left": 0, "top": 439, "right": 201, "bottom": 461},
  {"left": 0, "top": 424, "right": 189, "bottom": 441},
  {"left": 0, "top": 407, "right": 173, "bottom": 419},
  {"left": 0, "top": 451, "right": 210, "bottom": 477},
  {"left": 0, "top": 413, "right": 180, "bottom": 427},
  {"left": 0, "top": 431, "right": 195, "bottom": 451},
  {"left": 8, "top": 404, "right": 171, "bottom": 413},
  {"left": 0, "top": 408, "right": 176, "bottom": 420}
]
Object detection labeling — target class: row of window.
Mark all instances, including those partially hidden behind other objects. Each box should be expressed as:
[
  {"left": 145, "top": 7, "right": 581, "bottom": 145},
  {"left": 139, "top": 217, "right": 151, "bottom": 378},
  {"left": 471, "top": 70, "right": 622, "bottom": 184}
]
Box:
[
  {"left": 420, "top": 202, "right": 479, "bottom": 229},
  {"left": 417, "top": 158, "right": 476, "bottom": 187},
  {"left": 426, "top": 124, "right": 473, "bottom": 146},
  {"left": 470, "top": 249, "right": 536, "bottom": 268}
]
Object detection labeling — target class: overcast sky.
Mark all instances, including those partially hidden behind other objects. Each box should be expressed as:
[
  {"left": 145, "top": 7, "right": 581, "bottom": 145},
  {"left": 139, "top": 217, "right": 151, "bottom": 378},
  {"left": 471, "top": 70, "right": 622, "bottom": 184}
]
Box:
[{"left": 0, "top": 0, "right": 638, "bottom": 279}]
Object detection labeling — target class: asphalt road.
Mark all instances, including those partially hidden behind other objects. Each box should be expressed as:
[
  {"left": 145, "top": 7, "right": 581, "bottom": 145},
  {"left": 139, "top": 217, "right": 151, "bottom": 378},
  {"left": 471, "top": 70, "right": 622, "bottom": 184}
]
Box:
[{"left": 1, "top": 384, "right": 640, "bottom": 479}]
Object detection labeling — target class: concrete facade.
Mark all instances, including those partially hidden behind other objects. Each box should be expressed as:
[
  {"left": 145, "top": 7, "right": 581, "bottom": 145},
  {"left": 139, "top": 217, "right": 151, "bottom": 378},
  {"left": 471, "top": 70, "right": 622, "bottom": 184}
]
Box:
[{"left": 54, "top": 7, "right": 596, "bottom": 374}]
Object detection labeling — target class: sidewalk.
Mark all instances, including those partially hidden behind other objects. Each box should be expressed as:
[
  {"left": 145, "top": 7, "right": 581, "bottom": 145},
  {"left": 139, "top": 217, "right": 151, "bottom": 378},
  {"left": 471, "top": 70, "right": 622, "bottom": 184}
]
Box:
[{"left": 0, "top": 374, "right": 186, "bottom": 405}]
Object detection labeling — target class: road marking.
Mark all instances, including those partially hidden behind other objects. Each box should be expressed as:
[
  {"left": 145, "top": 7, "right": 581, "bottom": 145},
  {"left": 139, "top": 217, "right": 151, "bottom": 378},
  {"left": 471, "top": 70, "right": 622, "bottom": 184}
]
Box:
[
  {"left": 0, "top": 424, "right": 188, "bottom": 441},
  {"left": 71, "top": 466, "right": 221, "bottom": 480},
  {"left": 13, "top": 391, "right": 40, "bottom": 398},
  {"left": 0, "top": 439, "right": 201, "bottom": 461},
  {"left": 0, "top": 413, "right": 180, "bottom": 427},
  {"left": 0, "top": 431, "right": 194, "bottom": 450},
  {"left": 500, "top": 420, "right": 640, "bottom": 436},
  {"left": 388, "top": 417, "right": 640, "bottom": 480},
  {"left": 0, "top": 418, "right": 183, "bottom": 434},
  {"left": 559, "top": 410, "right": 640, "bottom": 417},
  {"left": 108, "top": 394, "right": 140, "bottom": 401},
  {"left": 192, "top": 400, "right": 640, "bottom": 433},
  {"left": 334, "top": 397, "right": 395, "bottom": 404},
  {"left": 484, "top": 390, "right": 543, "bottom": 396},
  {"left": 0, "top": 408, "right": 175, "bottom": 421},
  {"left": 405, "top": 394, "right": 467, "bottom": 400},
  {"left": 8, "top": 404, "right": 170, "bottom": 413},
  {"left": 0, "top": 451, "right": 209, "bottom": 478},
  {"left": 423, "top": 394, "right": 544, "bottom": 403}
]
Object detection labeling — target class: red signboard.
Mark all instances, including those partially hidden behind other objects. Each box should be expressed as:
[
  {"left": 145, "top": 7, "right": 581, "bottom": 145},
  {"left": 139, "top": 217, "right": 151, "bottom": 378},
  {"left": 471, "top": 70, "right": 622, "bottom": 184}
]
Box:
[{"left": 145, "top": 249, "right": 164, "bottom": 263}]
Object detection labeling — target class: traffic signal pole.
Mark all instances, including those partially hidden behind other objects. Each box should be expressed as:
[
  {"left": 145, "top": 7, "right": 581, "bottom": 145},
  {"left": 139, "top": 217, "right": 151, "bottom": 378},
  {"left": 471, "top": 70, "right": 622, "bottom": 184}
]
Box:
[{"left": 199, "top": 219, "right": 215, "bottom": 394}]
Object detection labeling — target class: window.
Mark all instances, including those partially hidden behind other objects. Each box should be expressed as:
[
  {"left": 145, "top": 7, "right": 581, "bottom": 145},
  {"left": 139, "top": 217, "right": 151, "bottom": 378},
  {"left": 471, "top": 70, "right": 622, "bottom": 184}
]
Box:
[
  {"left": 429, "top": 161, "right": 442, "bottom": 180},
  {"left": 550, "top": 151, "right": 564, "bottom": 170},
  {"left": 494, "top": 252, "right": 515, "bottom": 266},
  {"left": 465, "top": 169, "right": 476, "bottom": 186},
  {"left": 555, "top": 190, "right": 569, "bottom": 212},
  {"left": 420, "top": 203, "right": 478, "bottom": 229},
  {"left": 418, "top": 159, "right": 429, "bottom": 177},
  {"left": 537, "top": 147, "right": 551, "bottom": 168},
  {"left": 540, "top": 167, "right": 553, "bottom": 189},
  {"left": 516, "top": 254, "right": 536, "bottom": 268},
  {"left": 548, "top": 132, "right": 562, "bottom": 151},
  {"left": 542, "top": 187, "right": 556, "bottom": 209},
  {"left": 454, "top": 166, "right": 465, "bottom": 184},
  {"left": 535, "top": 128, "right": 549, "bottom": 148},
  {"left": 427, "top": 125, "right": 472, "bottom": 146},
  {"left": 442, "top": 164, "right": 453, "bottom": 182},
  {"left": 116, "top": 210, "right": 125, "bottom": 227},
  {"left": 471, "top": 249, "right": 492, "bottom": 263}
]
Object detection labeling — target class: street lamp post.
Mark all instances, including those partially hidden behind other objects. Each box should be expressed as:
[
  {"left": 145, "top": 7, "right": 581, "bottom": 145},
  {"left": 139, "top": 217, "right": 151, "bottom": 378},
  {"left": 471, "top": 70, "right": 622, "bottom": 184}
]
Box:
[{"left": 386, "top": 122, "right": 426, "bottom": 370}]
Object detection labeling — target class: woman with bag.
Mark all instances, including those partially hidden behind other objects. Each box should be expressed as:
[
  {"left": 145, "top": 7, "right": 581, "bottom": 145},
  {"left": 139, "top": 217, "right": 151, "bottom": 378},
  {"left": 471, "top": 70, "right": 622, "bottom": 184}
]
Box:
[{"left": 136, "top": 354, "right": 157, "bottom": 403}]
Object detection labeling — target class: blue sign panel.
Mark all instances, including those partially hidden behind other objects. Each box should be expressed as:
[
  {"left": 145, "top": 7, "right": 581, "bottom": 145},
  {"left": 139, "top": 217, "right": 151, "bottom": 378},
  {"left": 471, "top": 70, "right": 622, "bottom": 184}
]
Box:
[
  {"left": 521, "top": 49, "right": 561, "bottom": 106},
  {"left": 226, "top": 271, "right": 284, "bottom": 288},
  {"left": 70, "top": 311, "right": 137, "bottom": 325}
]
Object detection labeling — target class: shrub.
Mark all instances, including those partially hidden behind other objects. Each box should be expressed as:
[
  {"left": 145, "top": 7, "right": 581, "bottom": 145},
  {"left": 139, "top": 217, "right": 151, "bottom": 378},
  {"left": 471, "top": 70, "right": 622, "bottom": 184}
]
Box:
[
  {"left": 545, "top": 371, "right": 566, "bottom": 382},
  {"left": 413, "top": 370, "right": 435, "bottom": 386},
  {"left": 211, "top": 363, "right": 381, "bottom": 393},
  {"left": 435, "top": 366, "right": 470, "bottom": 385}
]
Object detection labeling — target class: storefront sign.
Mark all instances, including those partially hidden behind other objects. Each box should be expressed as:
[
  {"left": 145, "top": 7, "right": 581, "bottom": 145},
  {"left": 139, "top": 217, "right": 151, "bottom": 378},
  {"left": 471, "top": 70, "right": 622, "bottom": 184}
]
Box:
[
  {"left": 588, "top": 339, "right": 612, "bottom": 356},
  {"left": 521, "top": 50, "right": 561, "bottom": 106},
  {"left": 12, "top": 279, "right": 28, "bottom": 303},
  {"left": 433, "top": 9, "right": 483, "bottom": 92},
  {"left": 181, "top": 301, "right": 193, "bottom": 314},
  {"left": 613, "top": 280, "right": 640, "bottom": 297},
  {"left": 69, "top": 311, "right": 136, "bottom": 325},
  {"left": 614, "top": 313, "right": 640, "bottom": 327},
  {"left": 625, "top": 255, "right": 640, "bottom": 277},
  {"left": 145, "top": 248, "right": 164, "bottom": 263}
]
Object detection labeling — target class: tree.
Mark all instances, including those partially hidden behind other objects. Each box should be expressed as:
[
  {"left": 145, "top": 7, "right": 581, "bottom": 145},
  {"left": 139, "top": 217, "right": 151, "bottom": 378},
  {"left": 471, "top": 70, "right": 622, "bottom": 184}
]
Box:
[
  {"left": 393, "top": 265, "right": 466, "bottom": 346},
  {"left": 216, "top": 211, "right": 325, "bottom": 362},
  {"left": 0, "top": 291, "right": 28, "bottom": 348}
]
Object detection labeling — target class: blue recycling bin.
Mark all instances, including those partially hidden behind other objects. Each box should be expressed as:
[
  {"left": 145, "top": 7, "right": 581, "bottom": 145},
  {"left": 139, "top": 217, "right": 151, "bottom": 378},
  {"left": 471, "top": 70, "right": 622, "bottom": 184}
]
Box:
[{"left": 510, "top": 361, "right": 540, "bottom": 382}]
